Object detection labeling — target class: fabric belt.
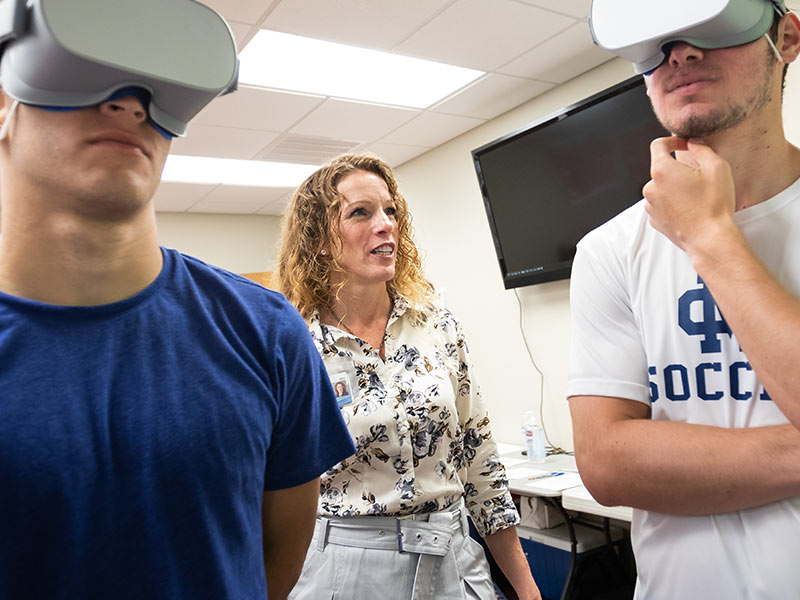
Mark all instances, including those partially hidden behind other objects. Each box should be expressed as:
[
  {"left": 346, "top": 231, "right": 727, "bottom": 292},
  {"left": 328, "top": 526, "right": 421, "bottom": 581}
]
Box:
[
  {"left": 314, "top": 500, "right": 469, "bottom": 557},
  {"left": 310, "top": 501, "right": 474, "bottom": 600}
]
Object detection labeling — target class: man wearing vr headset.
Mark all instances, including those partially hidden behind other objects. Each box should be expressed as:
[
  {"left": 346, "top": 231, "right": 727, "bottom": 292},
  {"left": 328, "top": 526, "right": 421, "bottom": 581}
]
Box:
[
  {"left": 0, "top": 1, "right": 355, "bottom": 599},
  {"left": 568, "top": 0, "right": 800, "bottom": 598}
]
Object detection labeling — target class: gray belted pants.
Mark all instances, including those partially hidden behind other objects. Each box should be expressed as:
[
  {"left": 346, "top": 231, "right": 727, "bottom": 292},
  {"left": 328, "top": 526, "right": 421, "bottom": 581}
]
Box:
[{"left": 288, "top": 500, "right": 495, "bottom": 600}]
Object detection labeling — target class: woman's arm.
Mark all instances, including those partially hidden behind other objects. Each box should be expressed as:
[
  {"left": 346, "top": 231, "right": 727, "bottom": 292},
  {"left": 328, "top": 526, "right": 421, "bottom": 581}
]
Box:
[
  {"left": 444, "top": 310, "right": 540, "bottom": 598},
  {"left": 484, "top": 526, "right": 541, "bottom": 600}
]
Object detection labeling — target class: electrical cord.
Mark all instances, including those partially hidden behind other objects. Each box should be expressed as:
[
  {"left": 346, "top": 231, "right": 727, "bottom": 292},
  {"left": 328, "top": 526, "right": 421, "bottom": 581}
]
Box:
[{"left": 513, "top": 288, "right": 568, "bottom": 455}]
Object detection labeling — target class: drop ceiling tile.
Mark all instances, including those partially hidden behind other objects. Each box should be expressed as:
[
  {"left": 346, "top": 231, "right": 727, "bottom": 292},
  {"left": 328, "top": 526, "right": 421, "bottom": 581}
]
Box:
[
  {"left": 199, "top": 185, "right": 295, "bottom": 207},
  {"left": 516, "top": 0, "right": 591, "bottom": 18},
  {"left": 362, "top": 142, "right": 433, "bottom": 167},
  {"left": 381, "top": 112, "right": 484, "bottom": 148},
  {"left": 432, "top": 73, "right": 554, "bottom": 119},
  {"left": 187, "top": 184, "right": 293, "bottom": 214},
  {"left": 171, "top": 125, "right": 280, "bottom": 159},
  {"left": 229, "top": 22, "right": 256, "bottom": 51},
  {"left": 152, "top": 183, "right": 216, "bottom": 213},
  {"left": 192, "top": 86, "right": 325, "bottom": 132},
  {"left": 499, "top": 22, "right": 613, "bottom": 83},
  {"left": 395, "top": 0, "right": 575, "bottom": 71},
  {"left": 292, "top": 99, "right": 420, "bottom": 143},
  {"left": 200, "top": 0, "right": 271, "bottom": 25},
  {"left": 261, "top": 0, "right": 454, "bottom": 50}
]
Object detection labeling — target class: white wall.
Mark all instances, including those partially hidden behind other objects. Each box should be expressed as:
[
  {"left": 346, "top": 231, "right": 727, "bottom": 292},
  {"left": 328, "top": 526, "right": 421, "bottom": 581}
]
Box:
[
  {"left": 786, "top": 61, "right": 800, "bottom": 145},
  {"left": 154, "top": 56, "right": 800, "bottom": 451},
  {"left": 156, "top": 212, "right": 282, "bottom": 274}
]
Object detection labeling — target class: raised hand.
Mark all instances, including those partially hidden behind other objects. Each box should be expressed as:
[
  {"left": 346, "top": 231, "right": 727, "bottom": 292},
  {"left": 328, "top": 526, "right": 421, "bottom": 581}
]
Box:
[{"left": 643, "top": 136, "right": 739, "bottom": 256}]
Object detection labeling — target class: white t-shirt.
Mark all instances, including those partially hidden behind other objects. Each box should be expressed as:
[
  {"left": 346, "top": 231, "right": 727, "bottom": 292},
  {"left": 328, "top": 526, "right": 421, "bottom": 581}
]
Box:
[{"left": 567, "top": 177, "right": 800, "bottom": 600}]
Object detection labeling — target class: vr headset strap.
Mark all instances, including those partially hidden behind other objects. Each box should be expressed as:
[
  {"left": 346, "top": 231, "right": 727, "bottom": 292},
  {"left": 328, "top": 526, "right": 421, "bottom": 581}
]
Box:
[
  {"left": 0, "top": 0, "right": 27, "bottom": 46},
  {"left": 771, "top": 0, "right": 789, "bottom": 16}
]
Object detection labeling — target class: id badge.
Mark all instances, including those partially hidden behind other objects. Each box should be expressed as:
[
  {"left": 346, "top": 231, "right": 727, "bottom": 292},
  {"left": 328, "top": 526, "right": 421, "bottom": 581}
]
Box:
[{"left": 324, "top": 355, "right": 358, "bottom": 409}]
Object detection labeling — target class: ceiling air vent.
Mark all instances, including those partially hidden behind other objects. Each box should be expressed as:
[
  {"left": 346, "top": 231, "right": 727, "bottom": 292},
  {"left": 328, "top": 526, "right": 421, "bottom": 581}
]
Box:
[{"left": 256, "top": 134, "right": 361, "bottom": 165}]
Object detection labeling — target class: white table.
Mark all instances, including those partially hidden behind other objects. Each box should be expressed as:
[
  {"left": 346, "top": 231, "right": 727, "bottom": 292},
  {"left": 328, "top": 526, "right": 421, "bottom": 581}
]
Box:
[
  {"left": 497, "top": 445, "right": 634, "bottom": 600},
  {"left": 498, "top": 445, "right": 632, "bottom": 521}
]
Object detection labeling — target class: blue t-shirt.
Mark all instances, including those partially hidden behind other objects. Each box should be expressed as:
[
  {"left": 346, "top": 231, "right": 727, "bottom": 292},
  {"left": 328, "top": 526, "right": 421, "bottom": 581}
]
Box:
[{"left": 0, "top": 248, "right": 355, "bottom": 599}]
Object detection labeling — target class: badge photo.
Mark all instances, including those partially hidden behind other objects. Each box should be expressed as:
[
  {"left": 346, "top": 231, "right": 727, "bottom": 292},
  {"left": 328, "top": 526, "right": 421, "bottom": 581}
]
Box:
[{"left": 331, "top": 372, "right": 354, "bottom": 407}]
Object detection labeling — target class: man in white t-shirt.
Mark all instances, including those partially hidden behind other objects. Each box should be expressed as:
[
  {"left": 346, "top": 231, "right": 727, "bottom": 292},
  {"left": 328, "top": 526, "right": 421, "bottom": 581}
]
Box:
[{"left": 568, "top": 1, "right": 800, "bottom": 598}]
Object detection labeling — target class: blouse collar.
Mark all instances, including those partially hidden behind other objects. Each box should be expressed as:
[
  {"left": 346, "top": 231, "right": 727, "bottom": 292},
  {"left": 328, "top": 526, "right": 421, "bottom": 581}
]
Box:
[{"left": 308, "top": 295, "right": 411, "bottom": 349}]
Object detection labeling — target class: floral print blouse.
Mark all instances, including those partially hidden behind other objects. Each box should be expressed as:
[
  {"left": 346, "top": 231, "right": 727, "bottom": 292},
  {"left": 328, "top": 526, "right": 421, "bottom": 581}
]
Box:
[{"left": 307, "top": 297, "right": 519, "bottom": 537}]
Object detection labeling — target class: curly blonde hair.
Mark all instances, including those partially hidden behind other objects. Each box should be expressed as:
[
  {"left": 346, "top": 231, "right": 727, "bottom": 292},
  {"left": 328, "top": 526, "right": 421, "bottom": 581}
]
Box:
[{"left": 277, "top": 153, "right": 434, "bottom": 318}]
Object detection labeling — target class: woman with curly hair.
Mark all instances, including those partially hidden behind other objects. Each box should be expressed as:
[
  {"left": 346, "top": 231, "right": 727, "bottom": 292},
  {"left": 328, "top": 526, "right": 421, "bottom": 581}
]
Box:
[{"left": 278, "top": 154, "right": 540, "bottom": 600}]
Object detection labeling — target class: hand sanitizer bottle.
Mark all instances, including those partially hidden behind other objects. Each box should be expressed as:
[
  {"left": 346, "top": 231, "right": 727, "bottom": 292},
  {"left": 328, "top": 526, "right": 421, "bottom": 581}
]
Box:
[{"left": 521, "top": 410, "right": 546, "bottom": 464}]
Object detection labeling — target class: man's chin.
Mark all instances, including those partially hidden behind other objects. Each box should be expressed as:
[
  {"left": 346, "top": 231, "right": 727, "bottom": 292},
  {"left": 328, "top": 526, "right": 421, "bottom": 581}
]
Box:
[
  {"left": 658, "top": 98, "right": 754, "bottom": 139},
  {"left": 75, "top": 181, "right": 155, "bottom": 222},
  {"left": 665, "top": 114, "right": 741, "bottom": 139}
]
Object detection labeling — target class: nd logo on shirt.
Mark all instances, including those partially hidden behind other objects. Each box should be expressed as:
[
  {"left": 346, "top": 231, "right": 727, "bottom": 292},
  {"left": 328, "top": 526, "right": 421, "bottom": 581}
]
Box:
[{"left": 648, "top": 276, "right": 771, "bottom": 403}]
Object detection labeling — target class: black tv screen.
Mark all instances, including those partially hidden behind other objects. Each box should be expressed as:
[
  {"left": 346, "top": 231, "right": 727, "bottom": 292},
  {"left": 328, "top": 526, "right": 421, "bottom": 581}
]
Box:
[{"left": 472, "top": 75, "right": 667, "bottom": 288}]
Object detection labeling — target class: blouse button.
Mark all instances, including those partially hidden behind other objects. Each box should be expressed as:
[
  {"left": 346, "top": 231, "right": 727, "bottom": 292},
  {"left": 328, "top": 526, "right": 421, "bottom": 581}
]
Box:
[{"left": 378, "top": 530, "right": 385, "bottom": 536}]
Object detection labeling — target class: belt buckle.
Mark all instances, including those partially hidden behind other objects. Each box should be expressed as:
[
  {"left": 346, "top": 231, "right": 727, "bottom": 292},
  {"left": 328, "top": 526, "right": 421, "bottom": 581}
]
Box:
[
  {"left": 396, "top": 519, "right": 405, "bottom": 553},
  {"left": 396, "top": 514, "right": 420, "bottom": 553}
]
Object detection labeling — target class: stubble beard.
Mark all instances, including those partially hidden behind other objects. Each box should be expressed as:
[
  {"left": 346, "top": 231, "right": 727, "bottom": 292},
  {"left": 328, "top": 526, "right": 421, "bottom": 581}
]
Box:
[{"left": 655, "top": 45, "right": 777, "bottom": 138}]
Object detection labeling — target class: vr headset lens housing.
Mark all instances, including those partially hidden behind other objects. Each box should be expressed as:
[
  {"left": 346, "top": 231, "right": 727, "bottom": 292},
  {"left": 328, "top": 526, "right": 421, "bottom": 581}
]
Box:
[
  {"left": 590, "top": 0, "right": 787, "bottom": 74},
  {"left": 0, "top": 0, "right": 239, "bottom": 136}
]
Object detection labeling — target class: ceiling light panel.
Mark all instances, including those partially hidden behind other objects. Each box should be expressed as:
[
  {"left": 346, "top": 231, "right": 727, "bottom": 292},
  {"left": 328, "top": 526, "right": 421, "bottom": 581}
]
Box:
[
  {"left": 162, "top": 155, "right": 317, "bottom": 187},
  {"left": 238, "top": 30, "right": 484, "bottom": 109}
]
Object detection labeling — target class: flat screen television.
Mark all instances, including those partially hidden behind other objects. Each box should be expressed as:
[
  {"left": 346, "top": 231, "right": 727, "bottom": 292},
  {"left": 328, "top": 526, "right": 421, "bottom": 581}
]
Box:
[{"left": 472, "top": 75, "right": 668, "bottom": 289}]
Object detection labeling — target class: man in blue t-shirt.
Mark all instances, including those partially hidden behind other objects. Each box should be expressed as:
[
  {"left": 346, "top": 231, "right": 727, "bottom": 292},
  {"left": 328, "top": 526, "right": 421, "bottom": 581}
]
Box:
[{"left": 0, "top": 3, "right": 355, "bottom": 599}]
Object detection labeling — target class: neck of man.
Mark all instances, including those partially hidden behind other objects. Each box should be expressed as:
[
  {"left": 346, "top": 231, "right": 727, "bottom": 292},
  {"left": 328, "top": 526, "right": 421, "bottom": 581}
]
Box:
[
  {"left": 0, "top": 192, "right": 163, "bottom": 306},
  {"left": 690, "top": 105, "right": 800, "bottom": 211}
]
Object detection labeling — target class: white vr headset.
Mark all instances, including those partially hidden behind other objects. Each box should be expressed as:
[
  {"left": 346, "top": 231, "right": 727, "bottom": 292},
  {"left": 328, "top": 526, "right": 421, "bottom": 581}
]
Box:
[
  {"left": 0, "top": 0, "right": 239, "bottom": 137},
  {"left": 590, "top": 0, "right": 789, "bottom": 74}
]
